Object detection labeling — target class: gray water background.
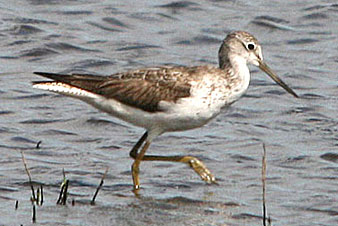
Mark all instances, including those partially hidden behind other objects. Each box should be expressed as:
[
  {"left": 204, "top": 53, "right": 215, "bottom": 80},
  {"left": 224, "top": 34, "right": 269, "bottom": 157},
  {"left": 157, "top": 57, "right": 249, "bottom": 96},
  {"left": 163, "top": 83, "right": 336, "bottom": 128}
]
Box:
[{"left": 0, "top": 0, "right": 337, "bottom": 225}]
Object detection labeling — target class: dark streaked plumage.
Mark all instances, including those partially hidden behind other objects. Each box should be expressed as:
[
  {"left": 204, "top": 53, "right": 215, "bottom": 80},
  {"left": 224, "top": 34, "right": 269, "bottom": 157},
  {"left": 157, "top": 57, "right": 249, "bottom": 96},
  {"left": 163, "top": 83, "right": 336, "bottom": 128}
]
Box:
[{"left": 34, "top": 67, "right": 209, "bottom": 112}]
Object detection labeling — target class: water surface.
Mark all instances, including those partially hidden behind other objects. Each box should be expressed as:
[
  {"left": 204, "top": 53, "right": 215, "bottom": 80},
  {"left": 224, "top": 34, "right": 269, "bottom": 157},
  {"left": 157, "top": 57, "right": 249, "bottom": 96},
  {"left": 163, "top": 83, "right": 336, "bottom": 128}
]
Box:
[{"left": 0, "top": 1, "right": 337, "bottom": 225}]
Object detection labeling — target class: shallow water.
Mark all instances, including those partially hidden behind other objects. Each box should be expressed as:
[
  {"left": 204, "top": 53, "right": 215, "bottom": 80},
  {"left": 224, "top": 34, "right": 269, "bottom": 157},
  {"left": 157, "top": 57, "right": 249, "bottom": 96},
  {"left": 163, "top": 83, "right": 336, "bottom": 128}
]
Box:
[{"left": 0, "top": 0, "right": 337, "bottom": 225}]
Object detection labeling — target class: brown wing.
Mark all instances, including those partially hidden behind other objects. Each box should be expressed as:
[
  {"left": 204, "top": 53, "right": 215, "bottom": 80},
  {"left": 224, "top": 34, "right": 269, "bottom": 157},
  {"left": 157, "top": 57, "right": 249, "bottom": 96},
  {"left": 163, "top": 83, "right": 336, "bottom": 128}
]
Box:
[
  {"left": 34, "top": 68, "right": 192, "bottom": 112},
  {"left": 97, "top": 79, "right": 191, "bottom": 112}
]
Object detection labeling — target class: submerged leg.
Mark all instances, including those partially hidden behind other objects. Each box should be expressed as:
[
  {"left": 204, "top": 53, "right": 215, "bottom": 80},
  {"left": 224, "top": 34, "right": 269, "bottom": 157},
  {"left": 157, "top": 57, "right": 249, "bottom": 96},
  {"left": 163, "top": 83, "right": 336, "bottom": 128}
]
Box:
[
  {"left": 131, "top": 141, "right": 151, "bottom": 192},
  {"left": 129, "top": 132, "right": 216, "bottom": 186},
  {"left": 129, "top": 132, "right": 150, "bottom": 192}
]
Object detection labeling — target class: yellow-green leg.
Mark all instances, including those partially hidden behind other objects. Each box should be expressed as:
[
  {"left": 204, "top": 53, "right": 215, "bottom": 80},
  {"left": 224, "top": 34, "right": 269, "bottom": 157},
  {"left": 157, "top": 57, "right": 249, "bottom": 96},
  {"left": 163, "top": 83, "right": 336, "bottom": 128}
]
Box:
[
  {"left": 129, "top": 132, "right": 216, "bottom": 192},
  {"left": 131, "top": 141, "right": 150, "bottom": 191}
]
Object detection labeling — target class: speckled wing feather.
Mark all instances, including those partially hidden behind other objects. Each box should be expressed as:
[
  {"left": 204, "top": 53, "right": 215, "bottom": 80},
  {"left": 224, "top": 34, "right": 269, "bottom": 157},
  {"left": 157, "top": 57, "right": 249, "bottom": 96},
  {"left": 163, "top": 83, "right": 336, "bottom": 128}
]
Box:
[{"left": 33, "top": 67, "right": 192, "bottom": 112}]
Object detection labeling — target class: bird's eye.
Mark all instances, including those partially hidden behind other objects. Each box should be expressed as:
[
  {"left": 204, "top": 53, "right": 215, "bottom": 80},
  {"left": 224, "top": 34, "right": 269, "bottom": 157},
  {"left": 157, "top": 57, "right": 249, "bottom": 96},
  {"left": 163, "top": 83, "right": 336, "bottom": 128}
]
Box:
[{"left": 247, "top": 43, "right": 255, "bottom": 50}]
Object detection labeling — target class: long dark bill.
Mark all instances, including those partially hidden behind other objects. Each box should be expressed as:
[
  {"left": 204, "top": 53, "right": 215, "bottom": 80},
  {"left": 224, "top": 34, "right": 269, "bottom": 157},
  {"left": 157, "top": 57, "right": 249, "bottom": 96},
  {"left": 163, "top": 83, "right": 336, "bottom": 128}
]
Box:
[{"left": 259, "top": 61, "right": 298, "bottom": 98}]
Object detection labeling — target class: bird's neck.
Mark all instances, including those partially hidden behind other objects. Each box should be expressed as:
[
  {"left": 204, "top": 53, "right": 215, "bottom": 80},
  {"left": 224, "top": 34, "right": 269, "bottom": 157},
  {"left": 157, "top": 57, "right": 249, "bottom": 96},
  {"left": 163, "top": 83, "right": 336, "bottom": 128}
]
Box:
[
  {"left": 220, "top": 53, "right": 251, "bottom": 103},
  {"left": 222, "top": 53, "right": 250, "bottom": 84}
]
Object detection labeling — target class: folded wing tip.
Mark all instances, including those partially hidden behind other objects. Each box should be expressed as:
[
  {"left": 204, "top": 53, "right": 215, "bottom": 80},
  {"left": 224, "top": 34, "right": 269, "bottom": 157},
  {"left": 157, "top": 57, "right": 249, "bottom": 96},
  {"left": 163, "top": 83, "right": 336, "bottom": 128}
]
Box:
[{"left": 32, "top": 82, "right": 100, "bottom": 99}]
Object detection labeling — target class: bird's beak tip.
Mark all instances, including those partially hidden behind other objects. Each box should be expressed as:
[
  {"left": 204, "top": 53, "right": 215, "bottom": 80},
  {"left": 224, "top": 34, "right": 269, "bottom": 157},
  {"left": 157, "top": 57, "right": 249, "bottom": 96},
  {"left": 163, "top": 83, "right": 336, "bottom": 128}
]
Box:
[{"left": 258, "top": 61, "right": 298, "bottom": 98}]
